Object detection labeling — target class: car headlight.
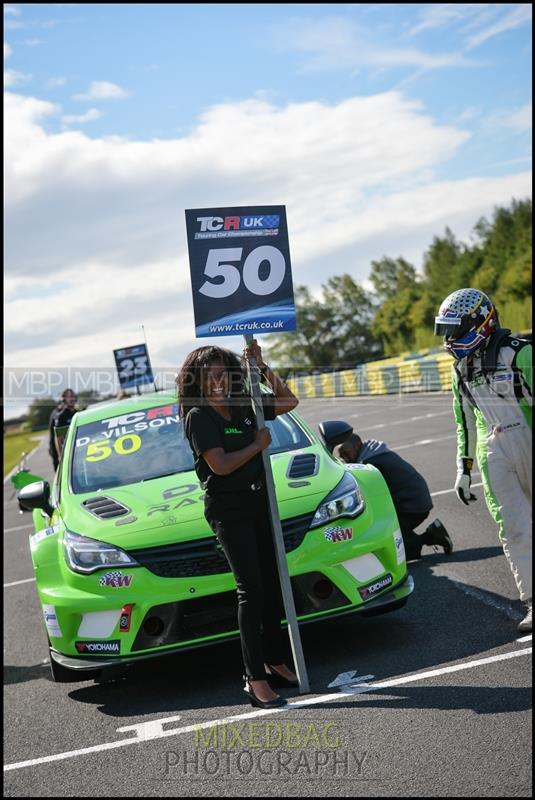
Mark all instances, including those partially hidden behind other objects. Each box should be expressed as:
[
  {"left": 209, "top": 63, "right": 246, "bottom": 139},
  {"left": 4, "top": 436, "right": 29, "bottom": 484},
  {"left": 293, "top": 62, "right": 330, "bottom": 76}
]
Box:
[
  {"left": 310, "top": 472, "right": 365, "bottom": 529},
  {"left": 63, "top": 529, "right": 140, "bottom": 574}
]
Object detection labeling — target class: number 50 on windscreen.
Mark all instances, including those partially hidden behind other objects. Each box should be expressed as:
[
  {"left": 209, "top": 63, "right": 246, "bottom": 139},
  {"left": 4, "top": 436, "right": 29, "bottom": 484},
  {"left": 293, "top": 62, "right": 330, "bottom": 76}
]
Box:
[{"left": 185, "top": 206, "right": 297, "bottom": 338}]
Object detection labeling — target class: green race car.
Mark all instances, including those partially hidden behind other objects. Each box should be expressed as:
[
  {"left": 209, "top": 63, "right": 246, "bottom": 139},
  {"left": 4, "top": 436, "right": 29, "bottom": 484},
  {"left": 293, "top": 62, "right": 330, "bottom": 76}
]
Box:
[{"left": 17, "top": 392, "right": 413, "bottom": 682}]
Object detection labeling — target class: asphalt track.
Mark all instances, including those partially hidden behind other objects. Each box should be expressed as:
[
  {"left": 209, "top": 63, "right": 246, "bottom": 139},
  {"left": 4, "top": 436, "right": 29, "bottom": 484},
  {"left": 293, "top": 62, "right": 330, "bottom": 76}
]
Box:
[{"left": 3, "top": 393, "right": 532, "bottom": 797}]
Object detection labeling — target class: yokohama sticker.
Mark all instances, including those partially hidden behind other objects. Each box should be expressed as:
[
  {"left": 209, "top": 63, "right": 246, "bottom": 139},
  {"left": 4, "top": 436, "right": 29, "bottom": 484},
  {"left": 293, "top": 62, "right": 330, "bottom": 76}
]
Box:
[
  {"left": 75, "top": 640, "right": 120, "bottom": 654},
  {"left": 358, "top": 573, "right": 393, "bottom": 600}
]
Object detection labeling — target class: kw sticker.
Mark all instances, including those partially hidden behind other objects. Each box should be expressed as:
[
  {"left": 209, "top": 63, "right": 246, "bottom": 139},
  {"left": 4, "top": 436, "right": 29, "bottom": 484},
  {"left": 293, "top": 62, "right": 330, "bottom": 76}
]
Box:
[
  {"left": 324, "top": 527, "right": 353, "bottom": 542},
  {"left": 99, "top": 571, "right": 133, "bottom": 588}
]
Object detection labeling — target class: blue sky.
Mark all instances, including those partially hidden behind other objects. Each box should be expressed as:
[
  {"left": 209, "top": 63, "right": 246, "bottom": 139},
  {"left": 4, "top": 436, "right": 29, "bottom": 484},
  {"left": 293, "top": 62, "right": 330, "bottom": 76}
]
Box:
[{"left": 4, "top": 3, "right": 532, "bottom": 413}]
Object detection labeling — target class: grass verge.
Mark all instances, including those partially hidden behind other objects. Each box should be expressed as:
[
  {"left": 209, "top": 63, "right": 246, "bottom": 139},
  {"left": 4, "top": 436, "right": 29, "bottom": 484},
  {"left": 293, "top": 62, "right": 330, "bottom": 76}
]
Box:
[{"left": 4, "top": 432, "right": 44, "bottom": 477}]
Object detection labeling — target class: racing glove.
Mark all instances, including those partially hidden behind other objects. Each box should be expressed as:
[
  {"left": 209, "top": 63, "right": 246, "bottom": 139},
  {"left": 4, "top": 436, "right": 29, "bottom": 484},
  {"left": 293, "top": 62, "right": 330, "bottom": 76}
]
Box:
[{"left": 455, "top": 458, "right": 477, "bottom": 505}]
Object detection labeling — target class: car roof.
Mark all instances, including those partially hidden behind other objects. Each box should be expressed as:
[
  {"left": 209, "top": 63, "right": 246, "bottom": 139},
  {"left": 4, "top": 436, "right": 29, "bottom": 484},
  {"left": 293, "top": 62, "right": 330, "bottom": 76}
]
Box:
[{"left": 75, "top": 390, "right": 178, "bottom": 425}]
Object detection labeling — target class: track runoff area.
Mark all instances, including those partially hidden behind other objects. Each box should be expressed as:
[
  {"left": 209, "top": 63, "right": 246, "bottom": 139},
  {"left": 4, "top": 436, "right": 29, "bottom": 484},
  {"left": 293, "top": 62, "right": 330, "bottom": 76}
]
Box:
[{"left": 3, "top": 393, "right": 532, "bottom": 797}]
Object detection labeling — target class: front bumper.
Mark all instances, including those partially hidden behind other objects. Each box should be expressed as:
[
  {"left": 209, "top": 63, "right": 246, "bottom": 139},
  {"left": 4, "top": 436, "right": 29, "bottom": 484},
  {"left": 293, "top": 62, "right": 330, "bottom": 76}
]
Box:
[{"left": 50, "top": 573, "right": 414, "bottom": 672}]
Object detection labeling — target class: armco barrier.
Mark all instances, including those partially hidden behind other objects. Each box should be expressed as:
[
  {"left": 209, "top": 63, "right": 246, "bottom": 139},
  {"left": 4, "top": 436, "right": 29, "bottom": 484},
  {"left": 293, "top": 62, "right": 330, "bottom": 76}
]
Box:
[
  {"left": 286, "top": 350, "right": 454, "bottom": 398},
  {"left": 285, "top": 331, "right": 531, "bottom": 399}
]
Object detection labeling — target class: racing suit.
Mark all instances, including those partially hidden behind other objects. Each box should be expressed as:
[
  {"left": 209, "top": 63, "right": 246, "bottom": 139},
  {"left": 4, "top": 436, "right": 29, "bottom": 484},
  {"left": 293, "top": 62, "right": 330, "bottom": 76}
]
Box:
[{"left": 452, "top": 331, "right": 532, "bottom": 601}]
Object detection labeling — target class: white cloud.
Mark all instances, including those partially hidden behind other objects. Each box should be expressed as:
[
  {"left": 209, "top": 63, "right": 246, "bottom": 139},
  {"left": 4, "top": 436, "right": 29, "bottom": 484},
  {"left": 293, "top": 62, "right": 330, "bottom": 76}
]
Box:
[
  {"left": 454, "top": 106, "right": 483, "bottom": 123},
  {"left": 61, "top": 107, "right": 103, "bottom": 125},
  {"left": 4, "top": 43, "right": 13, "bottom": 59},
  {"left": 46, "top": 76, "right": 67, "bottom": 88},
  {"left": 408, "top": 4, "right": 493, "bottom": 36},
  {"left": 466, "top": 4, "right": 532, "bottom": 49},
  {"left": 483, "top": 102, "right": 533, "bottom": 135},
  {"left": 505, "top": 103, "right": 532, "bottom": 133},
  {"left": 4, "top": 88, "right": 532, "bottom": 377},
  {"left": 4, "top": 68, "right": 32, "bottom": 87},
  {"left": 4, "top": 4, "right": 21, "bottom": 15},
  {"left": 73, "top": 80, "right": 129, "bottom": 101},
  {"left": 271, "top": 16, "right": 476, "bottom": 73}
]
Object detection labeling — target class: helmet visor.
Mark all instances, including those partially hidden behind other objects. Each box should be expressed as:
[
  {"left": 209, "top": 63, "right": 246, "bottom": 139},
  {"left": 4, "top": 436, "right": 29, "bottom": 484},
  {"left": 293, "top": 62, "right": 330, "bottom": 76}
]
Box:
[
  {"left": 434, "top": 316, "right": 462, "bottom": 338},
  {"left": 434, "top": 314, "right": 475, "bottom": 340}
]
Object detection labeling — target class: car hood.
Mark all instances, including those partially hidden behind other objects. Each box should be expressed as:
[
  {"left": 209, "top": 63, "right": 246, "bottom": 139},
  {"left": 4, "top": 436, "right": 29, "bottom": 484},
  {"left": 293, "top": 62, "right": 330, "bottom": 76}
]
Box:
[{"left": 61, "top": 445, "right": 345, "bottom": 548}]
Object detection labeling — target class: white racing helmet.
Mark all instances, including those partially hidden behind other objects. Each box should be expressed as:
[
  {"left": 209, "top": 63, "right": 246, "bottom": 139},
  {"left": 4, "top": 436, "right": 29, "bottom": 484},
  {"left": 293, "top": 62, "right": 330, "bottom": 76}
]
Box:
[{"left": 434, "top": 288, "right": 498, "bottom": 359}]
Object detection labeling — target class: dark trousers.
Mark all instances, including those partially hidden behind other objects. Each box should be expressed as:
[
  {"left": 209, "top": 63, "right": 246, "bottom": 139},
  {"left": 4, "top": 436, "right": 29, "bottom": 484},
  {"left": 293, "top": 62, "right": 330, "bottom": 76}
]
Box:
[
  {"left": 204, "top": 487, "right": 288, "bottom": 680},
  {"left": 397, "top": 511, "right": 430, "bottom": 561},
  {"left": 50, "top": 450, "right": 59, "bottom": 472}
]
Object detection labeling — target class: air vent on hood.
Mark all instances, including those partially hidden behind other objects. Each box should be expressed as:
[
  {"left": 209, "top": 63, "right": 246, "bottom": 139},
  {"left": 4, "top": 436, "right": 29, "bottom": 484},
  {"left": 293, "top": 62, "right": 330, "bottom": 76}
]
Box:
[
  {"left": 287, "top": 453, "right": 318, "bottom": 479},
  {"left": 82, "top": 496, "right": 131, "bottom": 519}
]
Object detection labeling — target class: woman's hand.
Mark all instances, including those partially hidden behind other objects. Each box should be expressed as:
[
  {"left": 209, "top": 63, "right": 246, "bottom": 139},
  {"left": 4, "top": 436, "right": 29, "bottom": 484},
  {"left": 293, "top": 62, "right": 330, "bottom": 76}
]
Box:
[
  {"left": 243, "top": 338, "right": 266, "bottom": 368},
  {"left": 254, "top": 427, "right": 272, "bottom": 451}
]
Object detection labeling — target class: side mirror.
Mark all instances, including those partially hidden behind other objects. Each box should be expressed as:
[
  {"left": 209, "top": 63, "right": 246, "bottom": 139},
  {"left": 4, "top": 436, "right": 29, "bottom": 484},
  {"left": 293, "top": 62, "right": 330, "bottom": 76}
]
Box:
[
  {"left": 318, "top": 420, "right": 354, "bottom": 453},
  {"left": 17, "top": 480, "right": 54, "bottom": 517}
]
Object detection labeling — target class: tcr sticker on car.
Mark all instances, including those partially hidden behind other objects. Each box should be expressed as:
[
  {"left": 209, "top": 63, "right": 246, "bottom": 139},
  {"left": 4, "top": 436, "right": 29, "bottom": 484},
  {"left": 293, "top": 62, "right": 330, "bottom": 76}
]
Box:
[
  {"left": 30, "top": 525, "right": 59, "bottom": 548},
  {"left": 42, "top": 604, "right": 63, "bottom": 638},
  {"left": 393, "top": 529, "right": 406, "bottom": 565}
]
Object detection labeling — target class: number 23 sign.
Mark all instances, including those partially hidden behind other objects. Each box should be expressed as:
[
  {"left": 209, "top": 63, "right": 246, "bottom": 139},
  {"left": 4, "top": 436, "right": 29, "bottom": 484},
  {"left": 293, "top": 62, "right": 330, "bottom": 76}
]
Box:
[
  {"left": 185, "top": 205, "right": 296, "bottom": 337},
  {"left": 113, "top": 343, "right": 154, "bottom": 389}
]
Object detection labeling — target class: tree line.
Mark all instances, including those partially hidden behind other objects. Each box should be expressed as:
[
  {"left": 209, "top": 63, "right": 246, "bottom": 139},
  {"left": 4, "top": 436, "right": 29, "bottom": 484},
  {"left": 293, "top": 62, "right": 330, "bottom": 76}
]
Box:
[
  {"left": 17, "top": 198, "right": 532, "bottom": 427},
  {"left": 265, "top": 197, "right": 532, "bottom": 371},
  {"left": 23, "top": 390, "right": 116, "bottom": 432}
]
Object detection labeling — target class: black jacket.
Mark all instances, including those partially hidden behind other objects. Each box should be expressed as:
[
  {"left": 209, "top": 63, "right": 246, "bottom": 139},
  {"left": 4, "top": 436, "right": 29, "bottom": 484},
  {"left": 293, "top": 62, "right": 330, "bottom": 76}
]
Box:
[
  {"left": 48, "top": 405, "right": 77, "bottom": 455},
  {"left": 356, "top": 439, "right": 433, "bottom": 515}
]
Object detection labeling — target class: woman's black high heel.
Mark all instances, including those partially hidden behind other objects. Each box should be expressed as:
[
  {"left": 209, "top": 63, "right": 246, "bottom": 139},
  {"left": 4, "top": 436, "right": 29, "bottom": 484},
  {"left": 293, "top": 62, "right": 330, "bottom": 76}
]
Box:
[
  {"left": 265, "top": 664, "right": 299, "bottom": 688},
  {"left": 243, "top": 680, "right": 287, "bottom": 708}
]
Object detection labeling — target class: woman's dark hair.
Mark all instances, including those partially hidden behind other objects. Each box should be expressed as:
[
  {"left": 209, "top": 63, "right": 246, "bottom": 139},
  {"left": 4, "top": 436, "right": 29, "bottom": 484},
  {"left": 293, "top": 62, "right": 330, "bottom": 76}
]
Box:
[{"left": 176, "top": 346, "right": 248, "bottom": 420}]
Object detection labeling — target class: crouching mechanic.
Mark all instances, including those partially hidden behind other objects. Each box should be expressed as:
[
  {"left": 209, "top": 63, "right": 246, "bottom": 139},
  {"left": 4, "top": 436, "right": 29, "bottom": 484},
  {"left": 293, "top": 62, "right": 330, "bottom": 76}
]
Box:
[
  {"left": 434, "top": 287, "right": 532, "bottom": 632},
  {"left": 334, "top": 433, "right": 452, "bottom": 561}
]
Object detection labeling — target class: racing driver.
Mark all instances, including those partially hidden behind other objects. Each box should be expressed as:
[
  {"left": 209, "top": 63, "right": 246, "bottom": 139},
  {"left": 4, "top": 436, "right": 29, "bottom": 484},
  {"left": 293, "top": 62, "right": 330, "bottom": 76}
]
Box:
[{"left": 434, "top": 288, "right": 532, "bottom": 632}]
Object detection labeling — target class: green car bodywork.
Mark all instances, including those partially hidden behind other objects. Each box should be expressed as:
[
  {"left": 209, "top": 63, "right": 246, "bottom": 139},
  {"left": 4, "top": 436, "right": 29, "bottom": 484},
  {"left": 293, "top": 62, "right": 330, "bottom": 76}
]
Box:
[{"left": 22, "top": 391, "right": 413, "bottom": 681}]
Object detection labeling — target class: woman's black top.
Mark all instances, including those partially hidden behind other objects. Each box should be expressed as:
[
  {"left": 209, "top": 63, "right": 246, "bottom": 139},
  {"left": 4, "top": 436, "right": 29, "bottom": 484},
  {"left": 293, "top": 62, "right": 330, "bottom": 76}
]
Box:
[{"left": 185, "top": 396, "right": 276, "bottom": 495}]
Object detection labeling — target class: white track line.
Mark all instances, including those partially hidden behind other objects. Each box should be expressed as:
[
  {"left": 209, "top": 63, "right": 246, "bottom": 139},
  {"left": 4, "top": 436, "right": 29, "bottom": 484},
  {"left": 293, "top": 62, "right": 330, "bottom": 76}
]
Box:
[
  {"left": 3, "top": 646, "right": 531, "bottom": 773},
  {"left": 394, "top": 434, "right": 457, "bottom": 450},
  {"left": 3, "top": 577, "right": 36, "bottom": 588},
  {"left": 4, "top": 523, "right": 33, "bottom": 533},
  {"left": 364, "top": 410, "right": 452, "bottom": 431},
  {"left": 431, "top": 481, "right": 483, "bottom": 497}
]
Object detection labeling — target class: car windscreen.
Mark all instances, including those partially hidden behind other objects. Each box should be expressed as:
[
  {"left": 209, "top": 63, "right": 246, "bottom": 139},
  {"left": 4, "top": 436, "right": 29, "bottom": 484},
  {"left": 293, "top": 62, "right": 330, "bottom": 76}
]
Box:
[{"left": 70, "top": 403, "right": 312, "bottom": 493}]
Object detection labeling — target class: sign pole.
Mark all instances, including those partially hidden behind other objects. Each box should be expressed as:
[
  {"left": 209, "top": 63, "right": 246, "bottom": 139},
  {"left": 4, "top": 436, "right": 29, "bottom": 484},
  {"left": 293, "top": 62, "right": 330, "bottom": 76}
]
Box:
[
  {"left": 243, "top": 333, "right": 310, "bottom": 694},
  {"left": 141, "top": 324, "right": 158, "bottom": 392}
]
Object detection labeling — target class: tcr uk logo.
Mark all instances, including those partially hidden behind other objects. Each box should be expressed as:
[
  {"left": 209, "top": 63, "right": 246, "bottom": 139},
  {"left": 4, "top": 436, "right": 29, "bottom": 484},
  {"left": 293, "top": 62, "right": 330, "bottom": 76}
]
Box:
[{"left": 196, "top": 216, "right": 279, "bottom": 231}]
